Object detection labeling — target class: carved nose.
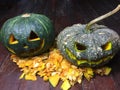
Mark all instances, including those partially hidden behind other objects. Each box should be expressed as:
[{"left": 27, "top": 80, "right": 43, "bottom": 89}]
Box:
[{"left": 23, "top": 43, "right": 29, "bottom": 48}]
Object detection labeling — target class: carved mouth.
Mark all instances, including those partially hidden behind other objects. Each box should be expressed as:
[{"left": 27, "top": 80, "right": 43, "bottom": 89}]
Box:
[
  {"left": 20, "top": 39, "right": 45, "bottom": 57},
  {"left": 65, "top": 48, "right": 114, "bottom": 67},
  {"left": 7, "top": 39, "right": 45, "bottom": 57},
  {"left": 76, "top": 55, "right": 113, "bottom": 67}
]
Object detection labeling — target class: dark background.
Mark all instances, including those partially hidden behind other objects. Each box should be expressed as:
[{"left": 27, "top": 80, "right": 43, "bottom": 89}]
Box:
[{"left": 0, "top": 0, "right": 120, "bottom": 90}]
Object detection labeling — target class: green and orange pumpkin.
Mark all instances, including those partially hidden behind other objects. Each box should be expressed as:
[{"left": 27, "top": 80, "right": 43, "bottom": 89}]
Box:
[
  {"left": 0, "top": 13, "right": 55, "bottom": 57},
  {"left": 57, "top": 5, "right": 120, "bottom": 67}
]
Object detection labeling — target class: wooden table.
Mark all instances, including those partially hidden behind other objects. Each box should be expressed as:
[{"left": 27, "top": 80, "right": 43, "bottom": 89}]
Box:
[{"left": 0, "top": 0, "right": 120, "bottom": 90}]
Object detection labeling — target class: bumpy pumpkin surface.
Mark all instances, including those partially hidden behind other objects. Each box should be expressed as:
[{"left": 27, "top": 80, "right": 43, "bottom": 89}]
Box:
[
  {"left": 0, "top": 13, "right": 55, "bottom": 57},
  {"left": 57, "top": 24, "right": 120, "bottom": 67}
]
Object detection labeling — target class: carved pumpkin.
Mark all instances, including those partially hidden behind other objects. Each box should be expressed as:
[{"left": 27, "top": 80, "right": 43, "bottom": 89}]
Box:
[
  {"left": 0, "top": 13, "right": 55, "bottom": 57},
  {"left": 57, "top": 6, "right": 120, "bottom": 67}
]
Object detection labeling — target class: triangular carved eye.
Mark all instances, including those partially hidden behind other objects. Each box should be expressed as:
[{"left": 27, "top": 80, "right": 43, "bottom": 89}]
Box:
[
  {"left": 101, "top": 42, "right": 112, "bottom": 51},
  {"left": 9, "top": 34, "right": 18, "bottom": 44},
  {"left": 28, "top": 31, "right": 40, "bottom": 41}
]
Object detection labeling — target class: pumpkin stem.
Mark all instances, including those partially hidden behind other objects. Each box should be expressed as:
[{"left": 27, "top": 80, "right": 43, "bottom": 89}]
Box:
[
  {"left": 86, "top": 4, "right": 120, "bottom": 30},
  {"left": 21, "top": 13, "right": 31, "bottom": 17}
]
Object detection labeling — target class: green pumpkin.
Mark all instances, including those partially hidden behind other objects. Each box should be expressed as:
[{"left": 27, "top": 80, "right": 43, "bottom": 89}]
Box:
[
  {"left": 57, "top": 6, "right": 120, "bottom": 67},
  {"left": 0, "top": 13, "right": 55, "bottom": 57},
  {"left": 57, "top": 24, "right": 120, "bottom": 67}
]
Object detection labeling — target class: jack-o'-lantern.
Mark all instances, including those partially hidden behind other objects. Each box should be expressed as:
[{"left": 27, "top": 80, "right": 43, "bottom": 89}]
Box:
[
  {"left": 57, "top": 5, "right": 120, "bottom": 67},
  {"left": 0, "top": 13, "right": 55, "bottom": 57}
]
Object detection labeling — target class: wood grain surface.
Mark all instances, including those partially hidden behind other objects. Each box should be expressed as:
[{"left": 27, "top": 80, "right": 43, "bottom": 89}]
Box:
[{"left": 0, "top": 0, "right": 120, "bottom": 90}]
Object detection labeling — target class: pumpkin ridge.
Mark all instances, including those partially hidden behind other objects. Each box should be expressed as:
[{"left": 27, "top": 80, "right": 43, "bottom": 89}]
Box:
[
  {"left": 33, "top": 15, "right": 55, "bottom": 48},
  {"left": 34, "top": 17, "right": 48, "bottom": 34},
  {"left": 3, "top": 18, "right": 19, "bottom": 46},
  {"left": 35, "top": 15, "right": 55, "bottom": 40}
]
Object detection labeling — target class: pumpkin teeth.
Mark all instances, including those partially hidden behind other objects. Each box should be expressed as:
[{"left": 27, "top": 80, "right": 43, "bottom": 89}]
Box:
[
  {"left": 65, "top": 48, "right": 76, "bottom": 60},
  {"left": 65, "top": 47, "right": 114, "bottom": 66},
  {"left": 77, "top": 60, "right": 88, "bottom": 65},
  {"left": 77, "top": 55, "right": 114, "bottom": 66}
]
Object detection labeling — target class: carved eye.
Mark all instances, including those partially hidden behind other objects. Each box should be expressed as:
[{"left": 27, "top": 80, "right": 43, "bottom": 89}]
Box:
[
  {"left": 101, "top": 42, "right": 112, "bottom": 50},
  {"left": 9, "top": 34, "right": 18, "bottom": 44},
  {"left": 28, "top": 31, "right": 40, "bottom": 41},
  {"left": 75, "top": 42, "right": 87, "bottom": 51}
]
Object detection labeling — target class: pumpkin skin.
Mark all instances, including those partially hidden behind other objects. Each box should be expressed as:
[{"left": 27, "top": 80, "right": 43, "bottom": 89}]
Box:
[
  {"left": 57, "top": 24, "right": 120, "bottom": 67},
  {"left": 0, "top": 13, "right": 55, "bottom": 57}
]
